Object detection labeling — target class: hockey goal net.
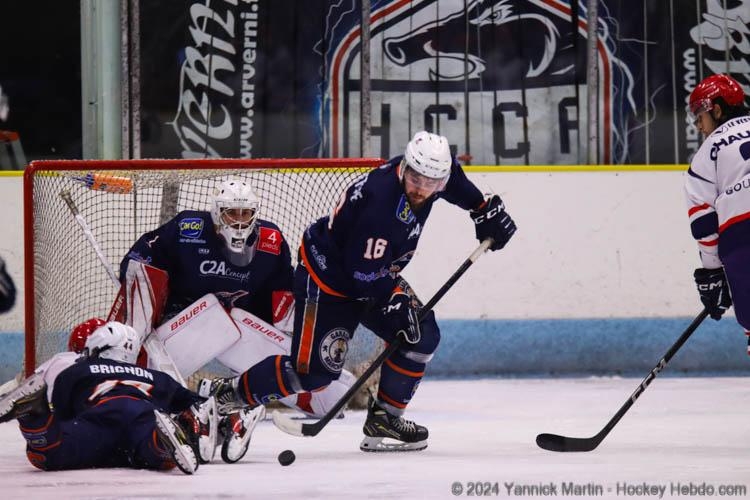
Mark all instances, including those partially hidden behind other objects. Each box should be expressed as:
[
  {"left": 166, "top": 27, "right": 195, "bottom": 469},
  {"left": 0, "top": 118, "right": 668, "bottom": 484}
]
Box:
[{"left": 24, "top": 158, "right": 384, "bottom": 403}]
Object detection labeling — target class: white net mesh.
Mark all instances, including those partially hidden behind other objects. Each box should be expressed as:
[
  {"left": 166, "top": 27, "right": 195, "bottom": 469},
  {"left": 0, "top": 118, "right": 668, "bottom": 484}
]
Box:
[{"left": 25, "top": 159, "right": 383, "bottom": 396}]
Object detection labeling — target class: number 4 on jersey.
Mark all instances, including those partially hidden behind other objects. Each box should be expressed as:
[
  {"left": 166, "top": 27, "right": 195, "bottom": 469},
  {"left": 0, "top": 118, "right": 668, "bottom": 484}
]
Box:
[{"left": 364, "top": 238, "right": 388, "bottom": 259}]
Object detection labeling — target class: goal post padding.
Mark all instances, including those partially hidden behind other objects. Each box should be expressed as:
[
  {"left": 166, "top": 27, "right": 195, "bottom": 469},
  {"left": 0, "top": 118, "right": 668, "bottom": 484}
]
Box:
[{"left": 23, "top": 158, "right": 384, "bottom": 402}]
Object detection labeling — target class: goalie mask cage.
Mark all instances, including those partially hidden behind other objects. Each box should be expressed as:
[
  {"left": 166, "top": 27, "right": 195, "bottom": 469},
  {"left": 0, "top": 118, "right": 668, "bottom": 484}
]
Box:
[{"left": 23, "top": 158, "right": 384, "bottom": 382}]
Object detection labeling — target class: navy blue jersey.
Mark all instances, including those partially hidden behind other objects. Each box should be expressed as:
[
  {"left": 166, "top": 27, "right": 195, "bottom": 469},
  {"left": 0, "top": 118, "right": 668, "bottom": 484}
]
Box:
[
  {"left": 120, "top": 211, "right": 294, "bottom": 322},
  {"left": 301, "top": 156, "right": 483, "bottom": 301},
  {"left": 51, "top": 358, "right": 201, "bottom": 421}
]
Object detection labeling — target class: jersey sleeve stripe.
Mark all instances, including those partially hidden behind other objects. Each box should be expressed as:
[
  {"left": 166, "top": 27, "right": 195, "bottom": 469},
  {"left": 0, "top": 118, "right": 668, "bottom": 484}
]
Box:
[
  {"left": 687, "top": 168, "right": 713, "bottom": 183},
  {"left": 689, "top": 211, "right": 719, "bottom": 239},
  {"left": 688, "top": 203, "right": 712, "bottom": 216}
]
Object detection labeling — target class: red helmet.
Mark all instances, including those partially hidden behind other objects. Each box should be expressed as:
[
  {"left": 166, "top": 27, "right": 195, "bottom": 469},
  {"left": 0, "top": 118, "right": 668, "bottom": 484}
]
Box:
[
  {"left": 689, "top": 74, "right": 745, "bottom": 115},
  {"left": 68, "top": 317, "right": 106, "bottom": 353}
]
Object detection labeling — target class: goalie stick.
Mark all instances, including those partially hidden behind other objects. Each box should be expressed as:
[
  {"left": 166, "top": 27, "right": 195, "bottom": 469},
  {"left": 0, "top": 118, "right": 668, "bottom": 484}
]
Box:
[
  {"left": 60, "top": 190, "right": 187, "bottom": 386},
  {"left": 272, "top": 238, "right": 494, "bottom": 437},
  {"left": 60, "top": 190, "right": 120, "bottom": 289},
  {"left": 536, "top": 308, "right": 709, "bottom": 452}
]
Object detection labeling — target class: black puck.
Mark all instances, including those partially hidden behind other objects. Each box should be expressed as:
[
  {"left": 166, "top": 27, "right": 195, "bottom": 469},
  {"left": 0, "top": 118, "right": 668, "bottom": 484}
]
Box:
[{"left": 278, "top": 449, "right": 296, "bottom": 466}]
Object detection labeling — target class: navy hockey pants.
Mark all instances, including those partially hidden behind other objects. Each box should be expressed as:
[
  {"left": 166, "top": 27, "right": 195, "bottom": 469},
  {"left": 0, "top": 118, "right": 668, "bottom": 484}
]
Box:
[
  {"left": 18, "top": 397, "right": 172, "bottom": 471},
  {"left": 237, "top": 264, "right": 440, "bottom": 414}
]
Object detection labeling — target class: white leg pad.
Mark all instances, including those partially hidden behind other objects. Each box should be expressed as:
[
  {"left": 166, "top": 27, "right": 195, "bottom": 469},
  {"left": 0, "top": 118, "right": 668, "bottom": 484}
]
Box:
[
  {"left": 215, "top": 308, "right": 291, "bottom": 373},
  {"left": 154, "top": 294, "right": 240, "bottom": 378}
]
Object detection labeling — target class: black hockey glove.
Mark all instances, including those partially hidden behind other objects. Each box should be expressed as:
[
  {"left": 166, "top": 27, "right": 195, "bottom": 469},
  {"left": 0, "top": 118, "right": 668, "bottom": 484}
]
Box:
[
  {"left": 0, "top": 257, "right": 16, "bottom": 314},
  {"left": 470, "top": 195, "right": 516, "bottom": 251},
  {"left": 382, "top": 291, "right": 421, "bottom": 344},
  {"left": 694, "top": 267, "right": 732, "bottom": 320}
]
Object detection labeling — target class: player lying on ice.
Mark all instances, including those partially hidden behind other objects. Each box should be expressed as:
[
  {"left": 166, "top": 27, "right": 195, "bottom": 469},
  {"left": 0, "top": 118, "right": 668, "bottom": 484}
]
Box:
[
  {"left": 115, "top": 179, "right": 355, "bottom": 463},
  {"left": 0, "top": 321, "right": 208, "bottom": 474},
  {"left": 201, "top": 131, "right": 517, "bottom": 452}
]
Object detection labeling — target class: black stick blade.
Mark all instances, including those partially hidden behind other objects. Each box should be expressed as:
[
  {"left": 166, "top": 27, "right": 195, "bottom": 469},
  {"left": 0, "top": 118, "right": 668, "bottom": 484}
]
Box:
[{"left": 535, "top": 433, "right": 600, "bottom": 452}]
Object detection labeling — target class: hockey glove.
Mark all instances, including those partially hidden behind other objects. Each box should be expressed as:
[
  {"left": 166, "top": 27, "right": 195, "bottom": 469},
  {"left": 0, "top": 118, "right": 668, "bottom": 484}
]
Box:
[
  {"left": 0, "top": 257, "right": 15, "bottom": 314},
  {"left": 470, "top": 194, "right": 516, "bottom": 251},
  {"left": 382, "top": 291, "right": 421, "bottom": 344},
  {"left": 694, "top": 267, "right": 732, "bottom": 320}
]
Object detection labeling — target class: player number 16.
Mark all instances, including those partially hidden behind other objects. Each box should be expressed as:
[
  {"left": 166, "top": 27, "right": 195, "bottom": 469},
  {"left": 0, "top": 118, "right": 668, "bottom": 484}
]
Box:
[{"left": 364, "top": 237, "right": 388, "bottom": 259}]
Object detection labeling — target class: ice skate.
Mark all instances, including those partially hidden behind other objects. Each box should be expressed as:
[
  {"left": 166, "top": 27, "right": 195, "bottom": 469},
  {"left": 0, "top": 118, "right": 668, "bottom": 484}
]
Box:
[
  {"left": 360, "top": 397, "right": 428, "bottom": 452},
  {"left": 177, "top": 396, "right": 218, "bottom": 464},
  {"left": 198, "top": 377, "right": 247, "bottom": 415},
  {"left": 219, "top": 405, "right": 266, "bottom": 463},
  {"left": 154, "top": 410, "right": 199, "bottom": 474},
  {"left": 0, "top": 373, "right": 48, "bottom": 424}
]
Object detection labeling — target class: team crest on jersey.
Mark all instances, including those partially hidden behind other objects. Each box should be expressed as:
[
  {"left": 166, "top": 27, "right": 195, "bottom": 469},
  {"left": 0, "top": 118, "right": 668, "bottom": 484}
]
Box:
[
  {"left": 319, "top": 328, "right": 350, "bottom": 373},
  {"left": 179, "top": 217, "right": 204, "bottom": 239},
  {"left": 396, "top": 195, "right": 415, "bottom": 224},
  {"left": 258, "top": 227, "right": 282, "bottom": 255}
]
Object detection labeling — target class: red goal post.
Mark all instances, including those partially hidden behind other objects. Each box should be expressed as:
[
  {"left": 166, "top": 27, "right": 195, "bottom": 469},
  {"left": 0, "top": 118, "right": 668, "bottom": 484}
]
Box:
[{"left": 23, "top": 158, "right": 384, "bottom": 380}]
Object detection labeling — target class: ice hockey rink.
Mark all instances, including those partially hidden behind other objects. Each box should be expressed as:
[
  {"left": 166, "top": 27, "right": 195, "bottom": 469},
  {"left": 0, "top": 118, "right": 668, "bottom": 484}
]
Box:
[{"left": 0, "top": 377, "right": 748, "bottom": 500}]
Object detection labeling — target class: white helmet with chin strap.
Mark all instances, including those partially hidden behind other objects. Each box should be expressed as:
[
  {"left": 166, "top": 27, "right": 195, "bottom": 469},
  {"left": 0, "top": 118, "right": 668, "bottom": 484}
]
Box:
[
  {"left": 403, "top": 131, "right": 452, "bottom": 180},
  {"left": 210, "top": 179, "right": 260, "bottom": 253},
  {"left": 84, "top": 321, "right": 142, "bottom": 364}
]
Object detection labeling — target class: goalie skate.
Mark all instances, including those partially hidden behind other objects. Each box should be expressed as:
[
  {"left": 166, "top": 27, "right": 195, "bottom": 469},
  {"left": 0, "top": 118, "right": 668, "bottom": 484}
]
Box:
[
  {"left": 220, "top": 405, "right": 266, "bottom": 463},
  {"left": 153, "top": 410, "right": 199, "bottom": 474},
  {"left": 0, "top": 373, "right": 48, "bottom": 424},
  {"left": 198, "top": 377, "right": 247, "bottom": 415},
  {"left": 360, "top": 397, "right": 428, "bottom": 452},
  {"left": 177, "top": 396, "right": 218, "bottom": 464}
]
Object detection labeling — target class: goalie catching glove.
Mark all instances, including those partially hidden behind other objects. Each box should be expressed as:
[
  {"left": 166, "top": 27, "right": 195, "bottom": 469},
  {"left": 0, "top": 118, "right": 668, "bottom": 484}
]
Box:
[
  {"left": 470, "top": 194, "right": 516, "bottom": 251},
  {"left": 382, "top": 290, "right": 421, "bottom": 344},
  {"left": 694, "top": 267, "right": 732, "bottom": 320}
]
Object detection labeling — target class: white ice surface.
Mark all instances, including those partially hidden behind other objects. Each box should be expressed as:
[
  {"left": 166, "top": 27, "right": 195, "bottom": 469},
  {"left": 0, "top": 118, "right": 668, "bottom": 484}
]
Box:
[{"left": 0, "top": 377, "right": 748, "bottom": 499}]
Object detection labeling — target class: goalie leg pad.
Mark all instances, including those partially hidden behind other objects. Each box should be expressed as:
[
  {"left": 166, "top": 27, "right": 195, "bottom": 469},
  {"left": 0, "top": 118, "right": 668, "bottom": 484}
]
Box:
[
  {"left": 108, "top": 260, "right": 169, "bottom": 338},
  {"left": 215, "top": 308, "right": 291, "bottom": 374},
  {"left": 153, "top": 294, "right": 241, "bottom": 378}
]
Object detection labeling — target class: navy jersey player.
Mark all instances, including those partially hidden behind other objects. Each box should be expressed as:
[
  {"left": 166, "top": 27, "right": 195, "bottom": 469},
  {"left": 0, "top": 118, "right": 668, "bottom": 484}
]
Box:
[
  {"left": 202, "top": 131, "right": 517, "bottom": 451},
  {"left": 0, "top": 321, "right": 204, "bottom": 474},
  {"left": 118, "top": 179, "right": 355, "bottom": 463},
  {"left": 685, "top": 74, "right": 750, "bottom": 347}
]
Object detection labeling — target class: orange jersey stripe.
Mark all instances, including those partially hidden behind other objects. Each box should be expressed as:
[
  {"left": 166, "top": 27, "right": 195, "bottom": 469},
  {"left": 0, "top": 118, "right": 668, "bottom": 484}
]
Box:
[
  {"left": 377, "top": 390, "right": 407, "bottom": 409},
  {"left": 297, "top": 301, "right": 317, "bottom": 374},
  {"left": 275, "top": 355, "right": 290, "bottom": 397},
  {"left": 240, "top": 372, "right": 258, "bottom": 406},
  {"left": 19, "top": 413, "right": 53, "bottom": 433},
  {"left": 299, "top": 244, "right": 347, "bottom": 298},
  {"left": 384, "top": 358, "right": 425, "bottom": 378}
]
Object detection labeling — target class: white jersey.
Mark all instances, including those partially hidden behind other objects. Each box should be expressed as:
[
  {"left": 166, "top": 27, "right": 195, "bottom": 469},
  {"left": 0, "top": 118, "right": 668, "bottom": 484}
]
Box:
[{"left": 685, "top": 115, "right": 750, "bottom": 269}]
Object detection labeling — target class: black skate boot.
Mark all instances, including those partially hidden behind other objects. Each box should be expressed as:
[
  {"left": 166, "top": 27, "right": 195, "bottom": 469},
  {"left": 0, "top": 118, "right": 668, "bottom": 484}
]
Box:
[
  {"left": 153, "top": 410, "right": 199, "bottom": 474},
  {"left": 0, "top": 373, "right": 48, "bottom": 424},
  {"left": 360, "top": 397, "right": 428, "bottom": 452},
  {"left": 198, "top": 377, "right": 247, "bottom": 415},
  {"left": 176, "top": 396, "right": 218, "bottom": 464}
]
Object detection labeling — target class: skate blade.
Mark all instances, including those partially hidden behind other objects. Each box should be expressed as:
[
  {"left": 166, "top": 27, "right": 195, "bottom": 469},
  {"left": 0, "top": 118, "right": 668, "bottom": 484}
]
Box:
[
  {"left": 359, "top": 436, "right": 428, "bottom": 452},
  {"left": 154, "top": 411, "right": 198, "bottom": 474}
]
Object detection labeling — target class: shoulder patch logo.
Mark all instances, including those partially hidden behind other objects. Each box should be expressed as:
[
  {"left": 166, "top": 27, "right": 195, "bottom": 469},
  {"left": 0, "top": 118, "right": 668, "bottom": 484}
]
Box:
[
  {"left": 258, "top": 227, "right": 282, "bottom": 255},
  {"left": 396, "top": 194, "right": 415, "bottom": 224},
  {"left": 178, "top": 217, "right": 204, "bottom": 239}
]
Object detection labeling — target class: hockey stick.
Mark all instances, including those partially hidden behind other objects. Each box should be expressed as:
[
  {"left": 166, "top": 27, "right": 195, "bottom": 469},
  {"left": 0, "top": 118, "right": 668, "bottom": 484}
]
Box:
[
  {"left": 272, "top": 238, "right": 494, "bottom": 437},
  {"left": 536, "top": 308, "right": 709, "bottom": 452},
  {"left": 60, "top": 190, "right": 120, "bottom": 288},
  {"left": 60, "top": 190, "right": 188, "bottom": 386}
]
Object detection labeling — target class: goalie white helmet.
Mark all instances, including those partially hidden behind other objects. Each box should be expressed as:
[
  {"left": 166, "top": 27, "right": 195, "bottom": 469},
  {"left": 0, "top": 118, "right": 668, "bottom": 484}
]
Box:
[
  {"left": 84, "top": 321, "right": 142, "bottom": 364},
  {"left": 210, "top": 180, "right": 260, "bottom": 254},
  {"left": 403, "top": 131, "right": 452, "bottom": 180}
]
